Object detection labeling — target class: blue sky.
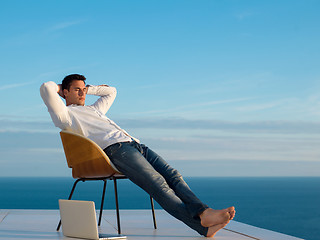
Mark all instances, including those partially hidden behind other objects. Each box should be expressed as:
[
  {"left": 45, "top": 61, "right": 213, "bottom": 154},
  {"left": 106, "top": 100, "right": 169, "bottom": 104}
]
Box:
[{"left": 0, "top": 0, "right": 320, "bottom": 177}]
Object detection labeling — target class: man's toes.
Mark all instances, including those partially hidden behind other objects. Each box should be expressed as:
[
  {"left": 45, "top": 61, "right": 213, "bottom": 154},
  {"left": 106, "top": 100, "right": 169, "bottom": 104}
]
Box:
[
  {"left": 230, "top": 209, "right": 236, "bottom": 219},
  {"left": 227, "top": 207, "right": 235, "bottom": 220},
  {"left": 227, "top": 206, "right": 235, "bottom": 212}
]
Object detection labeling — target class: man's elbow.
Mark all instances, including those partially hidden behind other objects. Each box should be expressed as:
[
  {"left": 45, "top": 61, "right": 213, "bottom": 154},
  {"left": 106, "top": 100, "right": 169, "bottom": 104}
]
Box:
[
  {"left": 112, "top": 87, "right": 117, "bottom": 97},
  {"left": 40, "top": 81, "right": 57, "bottom": 97}
]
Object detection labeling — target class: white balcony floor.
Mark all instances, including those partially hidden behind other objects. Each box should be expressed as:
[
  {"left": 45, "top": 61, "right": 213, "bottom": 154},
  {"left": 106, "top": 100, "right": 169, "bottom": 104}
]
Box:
[{"left": 0, "top": 209, "right": 303, "bottom": 240}]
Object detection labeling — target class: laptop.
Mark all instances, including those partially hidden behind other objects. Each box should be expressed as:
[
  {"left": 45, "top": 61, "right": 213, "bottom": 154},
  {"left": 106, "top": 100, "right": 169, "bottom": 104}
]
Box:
[{"left": 59, "top": 199, "right": 126, "bottom": 240}]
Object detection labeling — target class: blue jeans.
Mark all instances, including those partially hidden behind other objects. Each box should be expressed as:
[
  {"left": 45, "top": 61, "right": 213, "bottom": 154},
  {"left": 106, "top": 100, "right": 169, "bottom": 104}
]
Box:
[{"left": 104, "top": 141, "right": 209, "bottom": 236}]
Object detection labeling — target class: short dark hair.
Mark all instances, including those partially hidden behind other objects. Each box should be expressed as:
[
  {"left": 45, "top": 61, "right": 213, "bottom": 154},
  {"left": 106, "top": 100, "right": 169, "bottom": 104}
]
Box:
[{"left": 62, "top": 74, "right": 86, "bottom": 90}]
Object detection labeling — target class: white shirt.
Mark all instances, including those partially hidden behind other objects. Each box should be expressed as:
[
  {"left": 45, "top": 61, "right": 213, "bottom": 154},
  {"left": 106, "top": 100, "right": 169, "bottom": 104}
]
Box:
[{"left": 40, "top": 81, "right": 139, "bottom": 150}]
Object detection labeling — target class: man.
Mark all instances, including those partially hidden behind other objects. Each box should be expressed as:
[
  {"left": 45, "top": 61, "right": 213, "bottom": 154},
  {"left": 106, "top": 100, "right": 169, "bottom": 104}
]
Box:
[{"left": 40, "top": 74, "right": 235, "bottom": 237}]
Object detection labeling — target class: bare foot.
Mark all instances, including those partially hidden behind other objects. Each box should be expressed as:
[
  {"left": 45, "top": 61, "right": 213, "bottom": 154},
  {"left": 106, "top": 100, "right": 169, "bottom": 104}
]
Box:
[
  {"left": 200, "top": 207, "right": 234, "bottom": 227},
  {"left": 206, "top": 221, "right": 229, "bottom": 238}
]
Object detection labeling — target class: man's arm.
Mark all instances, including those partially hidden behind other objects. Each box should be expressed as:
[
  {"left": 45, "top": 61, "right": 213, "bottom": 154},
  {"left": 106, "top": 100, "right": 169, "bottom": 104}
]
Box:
[
  {"left": 40, "top": 81, "right": 71, "bottom": 129},
  {"left": 87, "top": 84, "right": 117, "bottom": 115}
]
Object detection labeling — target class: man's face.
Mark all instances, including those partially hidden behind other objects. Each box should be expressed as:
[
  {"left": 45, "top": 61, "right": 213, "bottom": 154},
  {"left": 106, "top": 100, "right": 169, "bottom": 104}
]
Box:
[{"left": 63, "top": 80, "right": 87, "bottom": 106}]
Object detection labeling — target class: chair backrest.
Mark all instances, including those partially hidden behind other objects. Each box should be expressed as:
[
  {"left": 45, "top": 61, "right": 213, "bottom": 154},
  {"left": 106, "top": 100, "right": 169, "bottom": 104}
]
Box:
[{"left": 60, "top": 130, "right": 120, "bottom": 178}]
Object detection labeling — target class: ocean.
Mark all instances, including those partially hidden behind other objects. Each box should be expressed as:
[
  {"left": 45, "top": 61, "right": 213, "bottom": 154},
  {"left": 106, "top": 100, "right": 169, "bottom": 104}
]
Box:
[{"left": 0, "top": 177, "right": 319, "bottom": 240}]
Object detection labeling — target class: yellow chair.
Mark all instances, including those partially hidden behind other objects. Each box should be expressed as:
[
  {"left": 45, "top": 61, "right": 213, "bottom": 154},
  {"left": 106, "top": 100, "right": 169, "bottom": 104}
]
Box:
[{"left": 56, "top": 130, "right": 157, "bottom": 234}]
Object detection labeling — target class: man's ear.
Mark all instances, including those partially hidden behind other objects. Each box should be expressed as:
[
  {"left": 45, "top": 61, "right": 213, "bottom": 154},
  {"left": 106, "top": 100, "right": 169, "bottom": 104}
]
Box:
[{"left": 63, "top": 89, "right": 69, "bottom": 98}]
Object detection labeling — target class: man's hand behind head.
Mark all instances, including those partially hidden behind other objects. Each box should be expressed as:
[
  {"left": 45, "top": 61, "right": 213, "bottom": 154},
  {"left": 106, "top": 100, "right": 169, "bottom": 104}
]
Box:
[{"left": 57, "top": 84, "right": 65, "bottom": 99}]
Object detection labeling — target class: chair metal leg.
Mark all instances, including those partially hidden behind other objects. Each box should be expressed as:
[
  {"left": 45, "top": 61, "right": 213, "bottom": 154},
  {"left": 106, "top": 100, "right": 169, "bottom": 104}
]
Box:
[
  {"left": 57, "top": 179, "right": 82, "bottom": 231},
  {"left": 150, "top": 196, "right": 157, "bottom": 229},
  {"left": 113, "top": 178, "right": 121, "bottom": 234},
  {"left": 56, "top": 176, "right": 156, "bottom": 233},
  {"left": 98, "top": 179, "right": 107, "bottom": 226}
]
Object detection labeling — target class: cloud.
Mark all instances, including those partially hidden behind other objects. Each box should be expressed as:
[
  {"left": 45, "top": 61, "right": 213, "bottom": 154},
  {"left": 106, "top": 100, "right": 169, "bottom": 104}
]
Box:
[
  {"left": 236, "top": 100, "right": 287, "bottom": 112},
  {"left": 2, "top": 113, "right": 320, "bottom": 135},
  {"left": 302, "top": 94, "right": 320, "bottom": 117},
  {"left": 235, "top": 11, "right": 257, "bottom": 20},
  {"left": 48, "top": 19, "right": 86, "bottom": 32},
  {"left": 0, "top": 117, "right": 57, "bottom": 134},
  {"left": 0, "top": 81, "right": 36, "bottom": 91},
  {"left": 1, "top": 117, "right": 319, "bottom": 177},
  {"left": 27, "top": 148, "right": 63, "bottom": 154},
  {"left": 172, "top": 160, "right": 320, "bottom": 177},
  {"left": 123, "top": 97, "right": 253, "bottom": 116},
  {"left": 1, "top": 19, "right": 87, "bottom": 48},
  {"left": 143, "top": 131, "right": 320, "bottom": 163},
  {"left": 188, "top": 98, "right": 254, "bottom": 108},
  {"left": 117, "top": 117, "right": 320, "bottom": 134}
]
